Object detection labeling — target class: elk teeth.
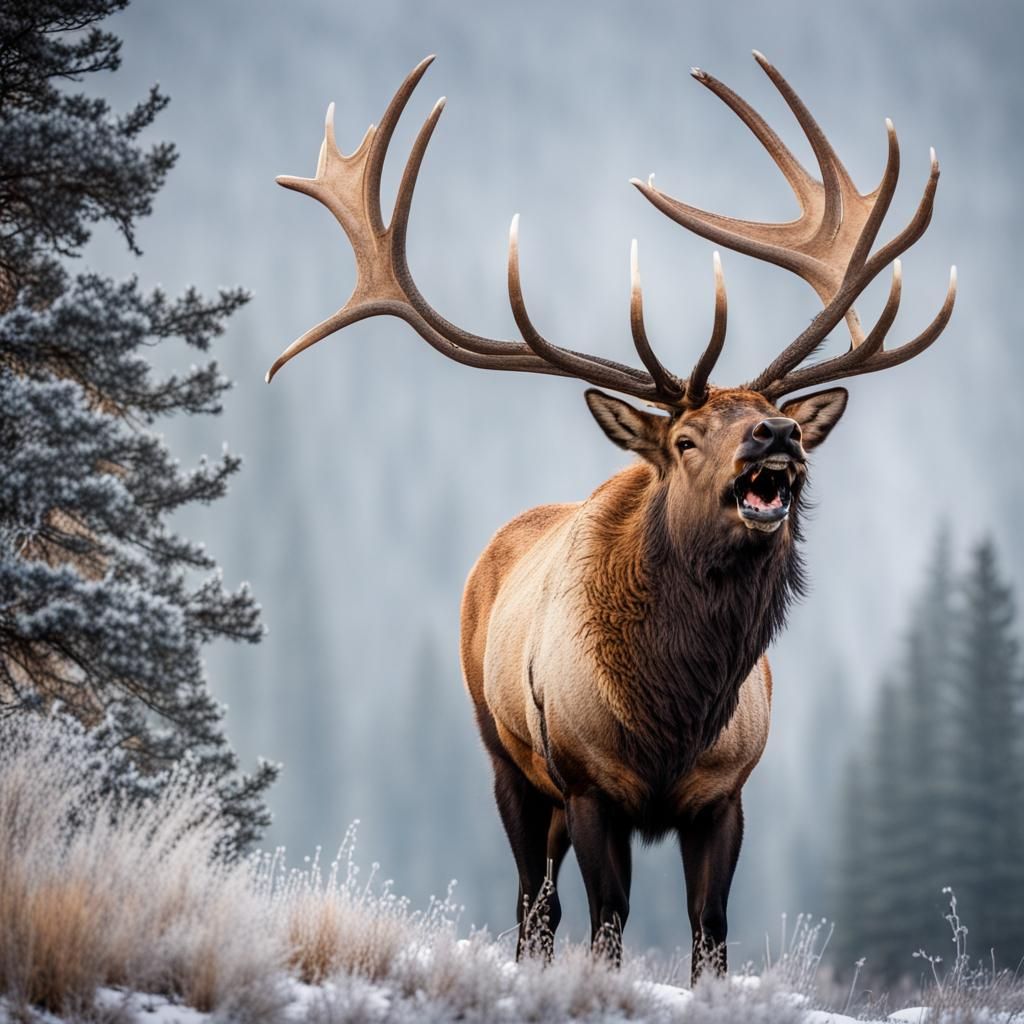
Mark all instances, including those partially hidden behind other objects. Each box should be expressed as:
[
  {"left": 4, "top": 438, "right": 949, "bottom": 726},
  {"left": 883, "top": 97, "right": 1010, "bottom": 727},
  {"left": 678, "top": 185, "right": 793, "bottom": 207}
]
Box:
[
  {"left": 744, "top": 517, "right": 785, "bottom": 533},
  {"left": 761, "top": 457, "right": 790, "bottom": 470}
]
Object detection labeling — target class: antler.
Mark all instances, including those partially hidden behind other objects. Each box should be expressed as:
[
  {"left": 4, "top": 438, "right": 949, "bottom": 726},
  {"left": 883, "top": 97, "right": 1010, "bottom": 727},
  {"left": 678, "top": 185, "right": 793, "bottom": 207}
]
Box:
[
  {"left": 268, "top": 56, "right": 726, "bottom": 407},
  {"left": 632, "top": 51, "right": 956, "bottom": 401},
  {"left": 271, "top": 54, "right": 954, "bottom": 409}
]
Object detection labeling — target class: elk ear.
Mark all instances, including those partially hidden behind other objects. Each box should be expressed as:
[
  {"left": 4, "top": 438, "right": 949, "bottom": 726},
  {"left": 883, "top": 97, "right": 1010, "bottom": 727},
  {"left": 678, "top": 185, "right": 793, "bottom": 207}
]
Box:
[
  {"left": 584, "top": 389, "right": 668, "bottom": 467},
  {"left": 779, "top": 387, "right": 848, "bottom": 450}
]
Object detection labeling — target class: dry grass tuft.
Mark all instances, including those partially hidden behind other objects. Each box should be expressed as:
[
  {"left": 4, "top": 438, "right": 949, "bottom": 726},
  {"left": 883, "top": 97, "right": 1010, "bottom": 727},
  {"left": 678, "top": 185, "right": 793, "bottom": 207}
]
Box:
[
  {"left": 265, "top": 825, "right": 462, "bottom": 986},
  {"left": 0, "top": 871, "right": 105, "bottom": 1014},
  {"left": 0, "top": 713, "right": 285, "bottom": 1018}
]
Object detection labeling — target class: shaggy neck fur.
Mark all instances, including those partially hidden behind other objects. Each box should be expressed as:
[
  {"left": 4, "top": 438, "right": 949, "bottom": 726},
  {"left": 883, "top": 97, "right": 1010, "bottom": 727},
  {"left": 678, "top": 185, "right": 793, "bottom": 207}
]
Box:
[{"left": 579, "top": 464, "right": 805, "bottom": 805}]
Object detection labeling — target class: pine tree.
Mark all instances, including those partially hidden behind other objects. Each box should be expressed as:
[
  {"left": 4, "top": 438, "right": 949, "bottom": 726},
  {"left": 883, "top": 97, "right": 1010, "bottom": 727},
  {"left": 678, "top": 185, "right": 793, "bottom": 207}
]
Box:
[
  {"left": 794, "top": 660, "right": 855, "bottom": 920},
  {"left": 859, "top": 678, "right": 918, "bottom": 977},
  {"left": 829, "top": 533, "right": 953, "bottom": 978},
  {"left": 830, "top": 752, "right": 874, "bottom": 970},
  {"left": 894, "top": 527, "right": 958, "bottom": 957},
  {"left": 945, "top": 538, "right": 1024, "bottom": 963},
  {"left": 829, "top": 532, "right": 1024, "bottom": 980},
  {"left": 0, "top": 0, "right": 276, "bottom": 851}
]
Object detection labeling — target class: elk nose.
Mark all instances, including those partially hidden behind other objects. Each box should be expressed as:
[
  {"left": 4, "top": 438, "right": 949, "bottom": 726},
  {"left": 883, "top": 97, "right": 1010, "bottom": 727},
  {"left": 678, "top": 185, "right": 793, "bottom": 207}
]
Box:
[{"left": 751, "top": 417, "right": 802, "bottom": 449}]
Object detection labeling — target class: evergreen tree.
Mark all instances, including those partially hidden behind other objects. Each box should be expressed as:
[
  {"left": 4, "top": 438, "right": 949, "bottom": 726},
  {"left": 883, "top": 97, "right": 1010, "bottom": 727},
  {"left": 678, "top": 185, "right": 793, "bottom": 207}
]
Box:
[
  {"left": 830, "top": 753, "right": 873, "bottom": 970},
  {"left": 945, "top": 538, "right": 1024, "bottom": 962},
  {"left": 829, "top": 532, "right": 1024, "bottom": 979},
  {"left": 858, "top": 678, "right": 918, "bottom": 976},
  {"left": 892, "top": 527, "right": 958, "bottom": 958},
  {"left": 0, "top": 0, "right": 276, "bottom": 850},
  {"left": 794, "top": 659, "right": 855, "bottom": 920}
]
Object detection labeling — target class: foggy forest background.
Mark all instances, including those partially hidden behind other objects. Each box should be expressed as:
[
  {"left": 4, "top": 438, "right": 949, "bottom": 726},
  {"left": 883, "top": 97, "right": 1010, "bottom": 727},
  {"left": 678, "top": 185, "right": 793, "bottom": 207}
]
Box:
[{"left": 78, "top": 0, "right": 1023, "bottom": 979}]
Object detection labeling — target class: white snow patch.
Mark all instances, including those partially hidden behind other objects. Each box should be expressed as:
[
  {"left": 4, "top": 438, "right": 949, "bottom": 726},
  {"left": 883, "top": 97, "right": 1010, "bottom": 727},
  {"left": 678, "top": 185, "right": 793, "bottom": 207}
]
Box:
[
  {"left": 804, "top": 1012, "right": 872, "bottom": 1024},
  {"left": 644, "top": 980, "right": 693, "bottom": 1011},
  {"left": 94, "top": 988, "right": 211, "bottom": 1023},
  {"left": 888, "top": 1009, "right": 931, "bottom": 1023}
]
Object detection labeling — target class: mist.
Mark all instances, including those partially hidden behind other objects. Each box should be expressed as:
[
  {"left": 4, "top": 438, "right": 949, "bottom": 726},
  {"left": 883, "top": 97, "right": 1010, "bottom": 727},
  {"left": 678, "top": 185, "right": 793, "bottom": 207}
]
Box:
[{"left": 84, "top": 0, "right": 1023, "bottom": 961}]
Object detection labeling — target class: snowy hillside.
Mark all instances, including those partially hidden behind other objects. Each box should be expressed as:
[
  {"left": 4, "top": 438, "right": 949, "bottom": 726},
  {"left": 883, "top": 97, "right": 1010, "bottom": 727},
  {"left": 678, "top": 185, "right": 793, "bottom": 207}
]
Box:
[
  {"left": 3, "top": 715, "right": 1021, "bottom": 1024},
  {"left": 0, "top": 975, "right": 946, "bottom": 1024}
]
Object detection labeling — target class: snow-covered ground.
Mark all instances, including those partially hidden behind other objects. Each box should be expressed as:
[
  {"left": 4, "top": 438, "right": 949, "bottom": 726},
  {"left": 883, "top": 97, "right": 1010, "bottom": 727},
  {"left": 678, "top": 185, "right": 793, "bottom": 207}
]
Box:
[
  {"left": 0, "top": 972, "right": 950, "bottom": 1024},
  {"left": 3, "top": 716, "right": 1021, "bottom": 1024}
]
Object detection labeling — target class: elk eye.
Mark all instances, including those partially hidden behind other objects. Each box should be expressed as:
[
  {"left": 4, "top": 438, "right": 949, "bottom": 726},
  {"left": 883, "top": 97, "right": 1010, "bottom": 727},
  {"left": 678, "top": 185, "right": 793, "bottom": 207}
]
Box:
[{"left": 676, "top": 437, "right": 696, "bottom": 454}]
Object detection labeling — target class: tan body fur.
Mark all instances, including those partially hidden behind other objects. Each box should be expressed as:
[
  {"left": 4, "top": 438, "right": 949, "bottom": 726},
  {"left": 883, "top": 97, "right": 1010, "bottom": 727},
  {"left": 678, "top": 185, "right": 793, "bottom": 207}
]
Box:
[{"left": 461, "top": 463, "right": 771, "bottom": 821}]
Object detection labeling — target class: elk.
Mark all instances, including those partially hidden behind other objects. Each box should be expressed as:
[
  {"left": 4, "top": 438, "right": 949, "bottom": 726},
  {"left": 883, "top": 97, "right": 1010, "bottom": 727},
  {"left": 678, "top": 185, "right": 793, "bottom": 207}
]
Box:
[{"left": 267, "top": 53, "right": 955, "bottom": 981}]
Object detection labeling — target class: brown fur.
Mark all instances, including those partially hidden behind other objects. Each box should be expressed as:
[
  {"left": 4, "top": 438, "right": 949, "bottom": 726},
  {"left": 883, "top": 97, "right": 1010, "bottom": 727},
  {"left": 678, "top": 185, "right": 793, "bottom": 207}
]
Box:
[
  {"left": 459, "top": 384, "right": 846, "bottom": 964},
  {"left": 461, "top": 455, "right": 800, "bottom": 833}
]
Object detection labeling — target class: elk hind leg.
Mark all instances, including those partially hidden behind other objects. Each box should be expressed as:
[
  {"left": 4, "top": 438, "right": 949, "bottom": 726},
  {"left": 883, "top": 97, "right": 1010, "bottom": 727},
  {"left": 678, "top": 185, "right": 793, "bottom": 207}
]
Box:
[
  {"left": 491, "top": 754, "right": 561, "bottom": 959},
  {"left": 679, "top": 794, "right": 744, "bottom": 985}
]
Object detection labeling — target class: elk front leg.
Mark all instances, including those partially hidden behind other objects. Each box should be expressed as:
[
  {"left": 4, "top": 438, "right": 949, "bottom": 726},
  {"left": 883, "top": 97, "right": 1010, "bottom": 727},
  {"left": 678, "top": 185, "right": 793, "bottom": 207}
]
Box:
[
  {"left": 491, "top": 754, "right": 562, "bottom": 959},
  {"left": 547, "top": 807, "right": 571, "bottom": 885},
  {"left": 679, "top": 794, "right": 744, "bottom": 985},
  {"left": 565, "top": 789, "right": 632, "bottom": 964}
]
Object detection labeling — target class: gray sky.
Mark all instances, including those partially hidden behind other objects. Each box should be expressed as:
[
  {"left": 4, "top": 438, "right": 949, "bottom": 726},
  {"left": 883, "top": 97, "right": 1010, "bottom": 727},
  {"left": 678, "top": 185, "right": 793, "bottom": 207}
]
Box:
[{"left": 88, "top": 0, "right": 1023, "bottom": 956}]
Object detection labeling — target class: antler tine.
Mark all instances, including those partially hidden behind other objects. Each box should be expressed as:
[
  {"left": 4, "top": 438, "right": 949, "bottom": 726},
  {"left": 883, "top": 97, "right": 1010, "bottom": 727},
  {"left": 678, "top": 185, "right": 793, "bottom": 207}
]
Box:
[
  {"left": 765, "top": 265, "right": 956, "bottom": 398},
  {"left": 846, "top": 266, "right": 956, "bottom": 374},
  {"left": 684, "top": 251, "right": 728, "bottom": 407},
  {"left": 760, "top": 260, "right": 902, "bottom": 398},
  {"left": 859, "top": 257, "right": 904, "bottom": 360},
  {"left": 749, "top": 145, "right": 941, "bottom": 394},
  {"left": 750, "top": 50, "right": 849, "bottom": 241},
  {"left": 630, "top": 239, "right": 684, "bottom": 400},
  {"left": 690, "top": 63, "right": 818, "bottom": 214},
  {"left": 507, "top": 216, "right": 662, "bottom": 400},
  {"left": 846, "top": 118, "right": 901, "bottom": 282},
  {"left": 364, "top": 55, "right": 436, "bottom": 237},
  {"left": 865, "top": 146, "right": 940, "bottom": 277}
]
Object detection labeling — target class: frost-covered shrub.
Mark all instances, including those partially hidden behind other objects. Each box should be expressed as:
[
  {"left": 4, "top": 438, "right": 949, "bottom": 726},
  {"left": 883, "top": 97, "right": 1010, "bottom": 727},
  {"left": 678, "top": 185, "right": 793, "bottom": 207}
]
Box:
[
  {"left": 907, "top": 888, "right": 1024, "bottom": 1022},
  {"left": 0, "top": 712, "right": 285, "bottom": 1017},
  {"left": 263, "top": 823, "right": 462, "bottom": 986}
]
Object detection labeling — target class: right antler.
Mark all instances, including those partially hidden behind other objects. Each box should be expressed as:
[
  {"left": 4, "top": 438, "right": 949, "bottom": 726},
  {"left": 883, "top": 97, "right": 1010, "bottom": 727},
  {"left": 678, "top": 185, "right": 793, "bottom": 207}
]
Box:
[
  {"left": 266, "top": 57, "right": 723, "bottom": 408},
  {"left": 632, "top": 51, "right": 956, "bottom": 401}
]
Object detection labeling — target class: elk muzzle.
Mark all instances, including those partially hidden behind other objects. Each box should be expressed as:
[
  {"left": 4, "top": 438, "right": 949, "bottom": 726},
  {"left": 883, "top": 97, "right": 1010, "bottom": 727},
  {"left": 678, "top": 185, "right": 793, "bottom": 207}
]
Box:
[{"left": 731, "top": 418, "right": 805, "bottom": 533}]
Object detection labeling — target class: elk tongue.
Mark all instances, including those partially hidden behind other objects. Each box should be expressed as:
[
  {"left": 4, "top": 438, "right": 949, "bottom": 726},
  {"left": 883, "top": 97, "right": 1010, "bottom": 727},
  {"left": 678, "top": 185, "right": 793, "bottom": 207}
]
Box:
[{"left": 745, "top": 489, "right": 782, "bottom": 510}]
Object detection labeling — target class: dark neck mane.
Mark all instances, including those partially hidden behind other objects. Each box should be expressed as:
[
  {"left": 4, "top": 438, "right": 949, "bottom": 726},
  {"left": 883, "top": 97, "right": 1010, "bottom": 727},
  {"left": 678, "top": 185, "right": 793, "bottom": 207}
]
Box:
[{"left": 579, "top": 465, "right": 805, "bottom": 789}]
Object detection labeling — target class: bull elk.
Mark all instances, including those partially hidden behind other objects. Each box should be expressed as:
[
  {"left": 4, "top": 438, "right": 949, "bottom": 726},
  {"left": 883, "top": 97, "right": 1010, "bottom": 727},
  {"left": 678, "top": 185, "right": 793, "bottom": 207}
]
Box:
[{"left": 267, "top": 53, "right": 955, "bottom": 981}]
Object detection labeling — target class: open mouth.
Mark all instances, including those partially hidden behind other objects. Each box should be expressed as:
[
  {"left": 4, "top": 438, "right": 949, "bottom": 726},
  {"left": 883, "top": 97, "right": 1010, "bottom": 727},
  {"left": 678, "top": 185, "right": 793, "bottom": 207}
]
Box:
[{"left": 732, "top": 456, "right": 795, "bottom": 533}]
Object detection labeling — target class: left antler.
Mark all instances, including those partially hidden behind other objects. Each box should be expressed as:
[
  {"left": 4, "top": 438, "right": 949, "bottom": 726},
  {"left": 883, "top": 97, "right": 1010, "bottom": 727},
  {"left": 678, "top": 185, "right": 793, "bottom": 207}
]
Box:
[
  {"left": 633, "top": 50, "right": 956, "bottom": 401},
  {"left": 267, "top": 57, "right": 725, "bottom": 408}
]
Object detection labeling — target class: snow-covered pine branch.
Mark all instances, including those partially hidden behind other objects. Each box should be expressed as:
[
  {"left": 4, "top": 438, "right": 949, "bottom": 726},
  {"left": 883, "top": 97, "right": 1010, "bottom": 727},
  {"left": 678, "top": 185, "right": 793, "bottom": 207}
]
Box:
[{"left": 0, "top": 0, "right": 275, "bottom": 853}]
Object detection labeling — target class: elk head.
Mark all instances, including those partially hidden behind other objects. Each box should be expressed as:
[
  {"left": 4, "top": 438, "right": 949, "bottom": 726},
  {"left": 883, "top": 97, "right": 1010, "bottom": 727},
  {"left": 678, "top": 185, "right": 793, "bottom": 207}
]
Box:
[
  {"left": 584, "top": 385, "right": 846, "bottom": 543},
  {"left": 267, "top": 53, "right": 955, "bottom": 546}
]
